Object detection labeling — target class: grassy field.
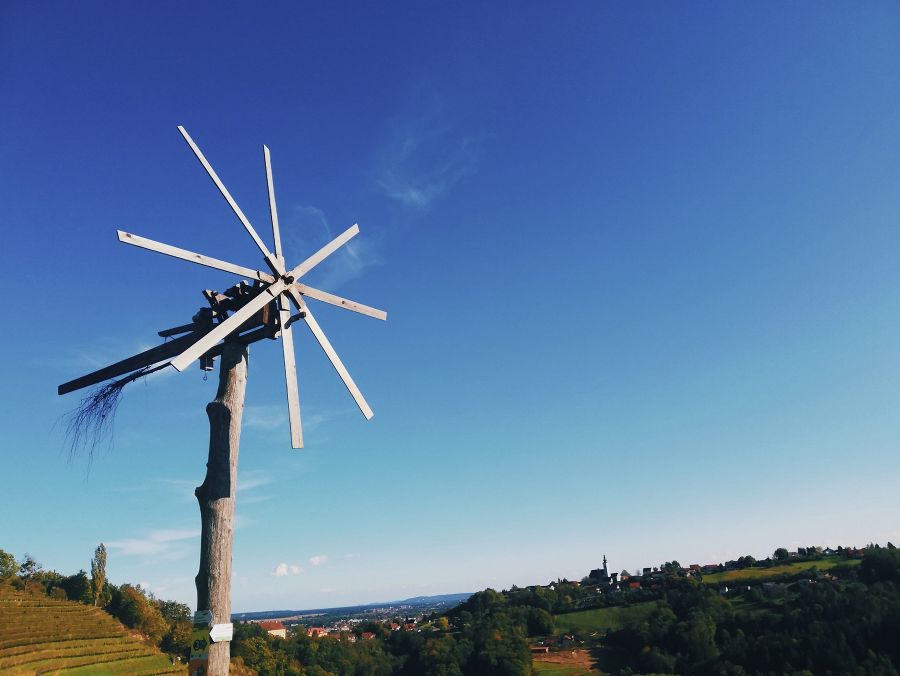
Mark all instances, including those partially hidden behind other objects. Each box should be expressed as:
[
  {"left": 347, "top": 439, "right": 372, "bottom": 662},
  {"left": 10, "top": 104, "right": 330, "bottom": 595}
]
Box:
[
  {"left": 532, "top": 662, "right": 594, "bottom": 676},
  {"left": 700, "top": 557, "right": 860, "bottom": 585},
  {"left": 0, "top": 584, "right": 184, "bottom": 675},
  {"left": 554, "top": 602, "right": 657, "bottom": 635}
]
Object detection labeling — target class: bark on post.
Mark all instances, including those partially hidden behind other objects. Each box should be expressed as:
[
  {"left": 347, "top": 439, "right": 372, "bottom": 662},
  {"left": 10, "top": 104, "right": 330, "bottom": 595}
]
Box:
[{"left": 194, "top": 341, "right": 247, "bottom": 676}]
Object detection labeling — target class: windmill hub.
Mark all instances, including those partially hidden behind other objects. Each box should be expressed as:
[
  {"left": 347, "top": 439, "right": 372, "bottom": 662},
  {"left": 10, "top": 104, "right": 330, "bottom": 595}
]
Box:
[{"left": 59, "top": 126, "right": 387, "bottom": 448}]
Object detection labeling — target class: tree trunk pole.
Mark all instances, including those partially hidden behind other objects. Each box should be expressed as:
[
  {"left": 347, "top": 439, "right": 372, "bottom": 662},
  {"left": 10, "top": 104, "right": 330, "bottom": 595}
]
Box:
[{"left": 193, "top": 341, "right": 247, "bottom": 676}]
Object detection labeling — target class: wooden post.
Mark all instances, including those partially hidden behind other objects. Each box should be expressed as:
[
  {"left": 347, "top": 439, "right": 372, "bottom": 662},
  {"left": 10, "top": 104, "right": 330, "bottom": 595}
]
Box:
[{"left": 193, "top": 341, "right": 247, "bottom": 676}]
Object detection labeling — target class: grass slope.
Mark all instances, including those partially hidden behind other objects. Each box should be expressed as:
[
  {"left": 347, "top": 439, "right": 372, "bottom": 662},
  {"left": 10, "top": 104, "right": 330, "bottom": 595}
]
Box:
[
  {"left": 700, "top": 557, "right": 860, "bottom": 585},
  {"left": 0, "top": 584, "right": 184, "bottom": 675},
  {"left": 532, "top": 663, "right": 594, "bottom": 675},
  {"left": 554, "top": 602, "right": 657, "bottom": 635}
]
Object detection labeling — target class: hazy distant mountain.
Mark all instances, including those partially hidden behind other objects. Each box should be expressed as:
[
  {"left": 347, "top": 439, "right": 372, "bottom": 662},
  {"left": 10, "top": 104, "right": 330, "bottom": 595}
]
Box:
[
  {"left": 232, "top": 592, "right": 473, "bottom": 622},
  {"left": 391, "top": 593, "right": 472, "bottom": 605}
]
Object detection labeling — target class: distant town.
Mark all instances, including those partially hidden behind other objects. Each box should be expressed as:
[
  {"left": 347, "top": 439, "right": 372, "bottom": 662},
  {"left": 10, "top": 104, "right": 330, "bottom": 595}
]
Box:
[
  {"left": 3, "top": 540, "right": 894, "bottom": 674},
  {"left": 237, "top": 544, "right": 870, "bottom": 642},
  {"left": 233, "top": 592, "right": 473, "bottom": 640}
]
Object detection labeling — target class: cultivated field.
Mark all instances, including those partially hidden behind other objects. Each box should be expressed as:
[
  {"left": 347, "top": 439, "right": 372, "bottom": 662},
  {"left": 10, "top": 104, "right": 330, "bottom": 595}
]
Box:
[
  {"left": 0, "top": 585, "right": 184, "bottom": 675},
  {"left": 532, "top": 648, "right": 598, "bottom": 675},
  {"left": 700, "top": 557, "right": 860, "bottom": 585},
  {"left": 553, "top": 602, "right": 657, "bottom": 635}
]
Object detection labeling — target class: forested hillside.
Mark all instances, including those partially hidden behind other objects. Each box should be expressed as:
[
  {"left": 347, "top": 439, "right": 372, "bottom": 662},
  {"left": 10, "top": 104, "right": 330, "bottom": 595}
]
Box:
[
  {"left": 225, "top": 545, "right": 900, "bottom": 675},
  {"left": 4, "top": 544, "right": 899, "bottom": 674},
  {"left": 602, "top": 547, "right": 900, "bottom": 674}
]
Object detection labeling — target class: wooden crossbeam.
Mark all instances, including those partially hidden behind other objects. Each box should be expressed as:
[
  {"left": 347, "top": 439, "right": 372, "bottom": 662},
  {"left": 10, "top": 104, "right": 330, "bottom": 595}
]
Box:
[
  {"left": 285, "top": 287, "right": 374, "bottom": 419},
  {"left": 158, "top": 322, "right": 196, "bottom": 338},
  {"left": 296, "top": 284, "right": 387, "bottom": 321},
  {"left": 117, "top": 230, "right": 275, "bottom": 283},
  {"left": 58, "top": 332, "right": 200, "bottom": 395},
  {"left": 288, "top": 224, "right": 359, "bottom": 280},
  {"left": 177, "top": 126, "right": 284, "bottom": 277},
  {"left": 60, "top": 293, "right": 279, "bottom": 395}
]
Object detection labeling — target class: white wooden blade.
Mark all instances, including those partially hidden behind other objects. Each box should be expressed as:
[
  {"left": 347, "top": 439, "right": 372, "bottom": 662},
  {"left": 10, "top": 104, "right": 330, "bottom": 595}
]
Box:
[
  {"left": 177, "top": 126, "right": 283, "bottom": 273},
  {"left": 296, "top": 283, "right": 387, "bottom": 321},
  {"left": 117, "top": 230, "right": 276, "bottom": 283},
  {"left": 278, "top": 295, "right": 303, "bottom": 449},
  {"left": 264, "top": 146, "right": 283, "bottom": 259},
  {"left": 286, "top": 288, "right": 373, "bottom": 419},
  {"left": 171, "top": 279, "right": 287, "bottom": 371},
  {"left": 288, "top": 224, "right": 359, "bottom": 280}
]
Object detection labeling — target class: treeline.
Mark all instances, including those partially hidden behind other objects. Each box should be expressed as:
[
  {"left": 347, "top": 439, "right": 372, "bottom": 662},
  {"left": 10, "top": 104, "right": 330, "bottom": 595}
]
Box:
[
  {"left": 231, "top": 592, "right": 534, "bottom": 675},
  {"left": 505, "top": 578, "right": 658, "bottom": 613},
  {"left": 606, "top": 546, "right": 900, "bottom": 675},
  {"left": 6, "top": 543, "right": 899, "bottom": 674},
  {"left": 0, "top": 545, "right": 192, "bottom": 660}
]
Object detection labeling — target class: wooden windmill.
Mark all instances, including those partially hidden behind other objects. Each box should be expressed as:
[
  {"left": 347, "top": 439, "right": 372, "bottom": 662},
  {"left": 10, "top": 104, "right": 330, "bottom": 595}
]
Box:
[{"left": 58, "top": 127, "right": 386, "bottom": 675}]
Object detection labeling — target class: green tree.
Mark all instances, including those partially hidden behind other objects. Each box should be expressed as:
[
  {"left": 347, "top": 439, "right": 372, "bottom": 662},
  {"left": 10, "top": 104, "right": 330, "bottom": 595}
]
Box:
[
  {"left": 162, "top": 618, "right": 193, "bottom": 658},
  {"left": 679, "top": 610, "right": 719, "bottom": 664},
  {"left": 859, "top": 547, "right": 900, "bottom": 584},
  {"left": 774, "top": 547, "right": 789, "bottom": 561},
  {"left": 107, "top": 584, "right": 168, "bottom": 644},
  {"left": 233, "top": 635, "right": 277, "bottom": 674},
  {"left": 58, "top": 570, "right": 92, "bottom": 603},
  {"left": 156, "top": 597, "right": 192, "bottom": 658},
  {"left": 0, "top": 549, "right": 16, "bottom": 581},
  {"left": 524, "top": 607, "right": 554, "bottom": 636},
  {"left": 18, "top": 554, "right": 41, "bottom": 592},
  {"left": 420, "top": 635, "right": 464, "bottom": 676},
  {"left": 90, "top": 543, "right": 107, "bottom": 606},
  {"left": 157, "top": 598, "right": 191, "bottom": 622}
]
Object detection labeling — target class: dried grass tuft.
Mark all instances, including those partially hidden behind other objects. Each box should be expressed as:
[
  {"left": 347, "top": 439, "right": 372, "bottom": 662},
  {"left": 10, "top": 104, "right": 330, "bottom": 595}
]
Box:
[{"left": 65, "top": 363, "right": 169, "bottom": 460}]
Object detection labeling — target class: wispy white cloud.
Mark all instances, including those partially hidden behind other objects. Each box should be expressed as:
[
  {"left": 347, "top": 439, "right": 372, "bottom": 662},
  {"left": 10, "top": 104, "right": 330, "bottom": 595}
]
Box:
[
  {"left": 309, "top": 554, "right": 329, "bottom": 567},
  {"left": 243, "top": 405, "right": 288, "bottom": 431},
  {"left": 300, "top": 411, "right": 332, "bottom": 435},
  {"left": 234, "top": 513, "right": 254, "bottom": 530},
  {"left": 318, "top": 587, "right": 337, "bottom": 594},
  {"left": 151, "top": 478, "right": 199, "bottom": 502},
  {"left": 374, "top": 103, "right": 479, "bottom": 212},
  {"left": 239, "top": 494, "right": 273, "bottom": 505},
  {"left": 146, "top": 469, "right": 272, "bottom": 507},
  {"left": 107, "top": 528, "right": 199, "bottom": 561},
  {"left": 272, "top": 563, "right": 304, "bottom": 577},
  {"left": 244, "top": 402, "right": 335, "bottom": 439},
  {"left": 282, "top": 206, "right": 384, "bottom": 291},
  {"left": 238, "top": 470, "right": 271, "bottom": 492}
]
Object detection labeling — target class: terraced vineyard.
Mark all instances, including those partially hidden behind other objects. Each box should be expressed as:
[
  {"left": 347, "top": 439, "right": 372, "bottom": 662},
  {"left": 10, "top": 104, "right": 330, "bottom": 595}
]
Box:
[{"left": 0, "top": 585, "right": 184, "bottom": 675}]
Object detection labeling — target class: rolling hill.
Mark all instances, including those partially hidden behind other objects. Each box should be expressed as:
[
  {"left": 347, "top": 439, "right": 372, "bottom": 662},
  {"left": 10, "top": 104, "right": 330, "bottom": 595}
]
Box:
[{"left": 0, "top": 584, "right": 184, "bottom": 675}]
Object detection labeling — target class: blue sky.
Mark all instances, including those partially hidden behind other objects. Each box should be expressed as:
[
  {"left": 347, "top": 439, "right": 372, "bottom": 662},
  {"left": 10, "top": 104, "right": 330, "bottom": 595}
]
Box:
[{"left": 2, "top": 2, "right": 900, "bottom": 612}]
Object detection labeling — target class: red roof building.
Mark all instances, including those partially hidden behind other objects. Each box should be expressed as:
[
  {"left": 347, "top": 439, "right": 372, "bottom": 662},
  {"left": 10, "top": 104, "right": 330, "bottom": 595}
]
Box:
[{"left": 259, "top": 621, "right": 287, "bottom": 639}]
